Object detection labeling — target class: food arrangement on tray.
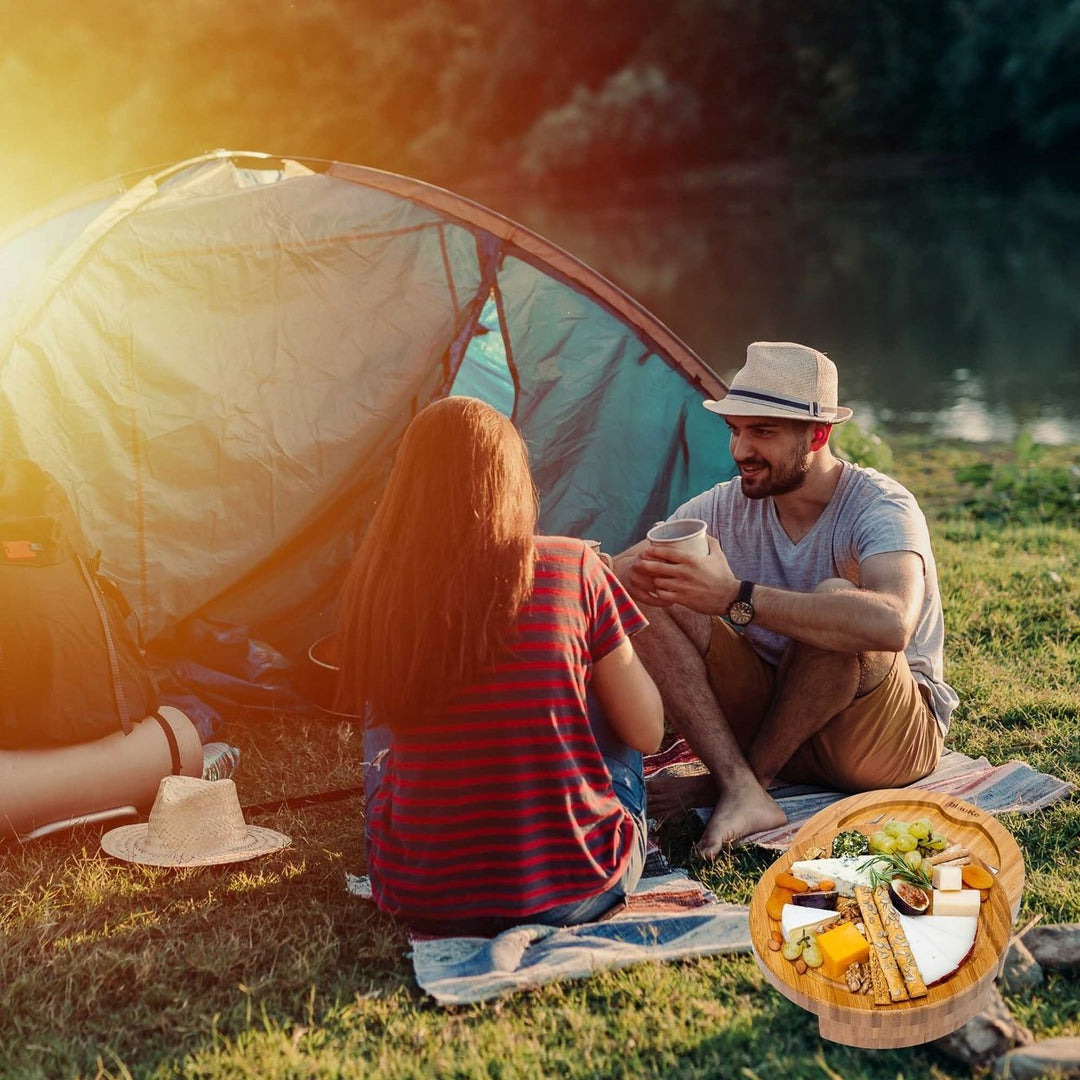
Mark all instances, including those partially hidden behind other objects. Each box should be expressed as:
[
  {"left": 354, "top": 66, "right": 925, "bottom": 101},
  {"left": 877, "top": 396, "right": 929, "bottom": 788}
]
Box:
[
  {"left": 762, "top": 817, "right": 994, "bottom": 1003},
  {"left": 748, "top": 791, "right": 1020, "bottom": 1048}
]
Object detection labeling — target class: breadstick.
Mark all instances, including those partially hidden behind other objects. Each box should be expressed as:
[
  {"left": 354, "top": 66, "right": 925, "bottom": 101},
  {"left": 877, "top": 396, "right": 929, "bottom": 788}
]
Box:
[
  {"left": 928, "top": 844, "right": 968, "bottom": 865},
  {"left": 867, "top": 941, "right": 892, "bottom": 1005},
  {"left": 854, "top": 885, "right": 908, "bottom": 1002},
  {"left": 872, "top": 885, "right": 928, "bottom": 1000}
]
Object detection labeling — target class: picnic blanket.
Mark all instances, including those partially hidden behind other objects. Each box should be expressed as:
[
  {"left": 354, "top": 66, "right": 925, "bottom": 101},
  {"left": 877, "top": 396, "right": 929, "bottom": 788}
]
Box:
[
  {"left": 346, "top": 867, "right": 752, "bottom": 1006},
  {"left": 645, "top": 740, "right": 1076, "bottom": 850},
  {"left": 347, "top": 743, "right": 1072, "bottom": 1005}
]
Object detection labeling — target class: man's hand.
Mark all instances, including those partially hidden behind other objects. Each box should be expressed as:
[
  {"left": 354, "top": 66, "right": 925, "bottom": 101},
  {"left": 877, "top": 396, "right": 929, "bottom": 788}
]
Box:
[{"left": 629, "top": 535, "right": 738, "bottom": 613}]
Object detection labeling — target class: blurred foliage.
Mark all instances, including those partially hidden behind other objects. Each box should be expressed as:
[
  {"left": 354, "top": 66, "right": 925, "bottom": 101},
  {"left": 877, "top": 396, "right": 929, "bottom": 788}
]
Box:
[
  {"left": 952, "top": 432, "right": 1080, "bottom": 524},
  {"left": 941, "top": 0, "right": 1080, "bottom": 153},
  {"left": 3, "top": 0, "right": 1080, "bottom": 225},
  {"left": 519, "top": 66, "right": 702, "bottom": 180},
  {"left": 832, "top": 421, "right": 894, "bottom": 473}
]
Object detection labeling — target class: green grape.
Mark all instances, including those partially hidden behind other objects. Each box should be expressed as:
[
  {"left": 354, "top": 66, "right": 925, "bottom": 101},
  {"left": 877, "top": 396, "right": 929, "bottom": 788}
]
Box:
[
  {"left": 908, "top": 819, "right": 932, "bottom": 841},
  {"left": 926, "top": 832, "right": 948, "bottom": 851},
  {"left": 894, "top": 833, "right": 918, "bottom": 853},
  {"left": 781, "top": 939, "right": 804, "bottom": 961},
  {"left": 802, "top": 942, "right": 824, "bottom": 969},
  {"left": 883, "top": 819, "right": 910, "bottom": 838},
  {"left": 868, "top": 830, "right": 896, "bottom": 854},
  {"left": 903, "top": 850, "right": 923, "bottom": 872}
]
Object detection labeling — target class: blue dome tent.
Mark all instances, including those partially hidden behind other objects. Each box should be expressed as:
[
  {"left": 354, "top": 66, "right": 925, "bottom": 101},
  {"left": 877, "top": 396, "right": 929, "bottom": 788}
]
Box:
[{"left": 0, "top": 150, "right": 734, "bottom": 711}]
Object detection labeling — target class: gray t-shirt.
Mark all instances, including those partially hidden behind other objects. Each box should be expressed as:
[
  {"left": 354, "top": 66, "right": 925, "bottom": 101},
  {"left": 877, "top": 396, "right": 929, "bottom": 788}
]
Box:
[{"left": 672, "top": 462, "right": 958, "bottom": 734}]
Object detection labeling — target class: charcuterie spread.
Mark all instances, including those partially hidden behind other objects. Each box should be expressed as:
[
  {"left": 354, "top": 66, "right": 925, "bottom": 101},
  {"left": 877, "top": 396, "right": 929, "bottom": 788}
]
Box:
[
  {"left": 749, "top": 790, "right": 1021, "bottom": 1048},
  {"left": 761, "top": 816, "right": 993, "bottom": 1004}
]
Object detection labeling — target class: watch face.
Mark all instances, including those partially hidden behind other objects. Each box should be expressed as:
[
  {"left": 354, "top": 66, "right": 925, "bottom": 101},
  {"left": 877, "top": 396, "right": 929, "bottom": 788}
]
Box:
[{"left": 729, "top": 600, "right": 754, "bottom": 626}]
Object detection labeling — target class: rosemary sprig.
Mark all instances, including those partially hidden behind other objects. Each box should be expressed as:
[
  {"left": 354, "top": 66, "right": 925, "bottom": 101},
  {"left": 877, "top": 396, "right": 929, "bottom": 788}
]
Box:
[{"left": 858, "top": 850, "right": 933, "bottom": 891}]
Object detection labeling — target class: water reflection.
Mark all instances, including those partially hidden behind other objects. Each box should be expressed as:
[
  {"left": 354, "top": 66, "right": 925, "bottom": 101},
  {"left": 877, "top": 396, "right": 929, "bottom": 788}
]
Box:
[{"left": 473, "top": 172, "right": 1080, "bottom": 444}]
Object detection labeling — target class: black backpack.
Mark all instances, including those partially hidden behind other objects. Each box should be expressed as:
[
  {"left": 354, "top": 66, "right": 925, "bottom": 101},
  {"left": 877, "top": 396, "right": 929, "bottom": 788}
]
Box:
[{"left": 0, "top": 460, "right": 159, "bottom": 748}]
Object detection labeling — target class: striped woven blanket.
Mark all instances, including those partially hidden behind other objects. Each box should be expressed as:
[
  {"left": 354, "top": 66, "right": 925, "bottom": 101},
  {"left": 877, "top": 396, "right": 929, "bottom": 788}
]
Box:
[{"left": 644, "top": 740, "right": 1075, "bottom": 850}]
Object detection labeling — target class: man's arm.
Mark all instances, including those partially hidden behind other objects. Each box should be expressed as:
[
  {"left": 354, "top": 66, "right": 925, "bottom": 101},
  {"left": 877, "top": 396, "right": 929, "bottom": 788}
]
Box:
[
  {"left": 753, "top": 550, "right": 925, "bottom": 653},
  {"left": 638, "top": 541, "right": 925, "bottom": 655}
]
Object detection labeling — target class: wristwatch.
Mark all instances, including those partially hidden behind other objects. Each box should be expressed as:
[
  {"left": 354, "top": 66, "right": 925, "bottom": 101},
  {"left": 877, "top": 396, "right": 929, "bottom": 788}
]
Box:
[{"left": 728, "top": 580, "right": 755, "bottom": 626}]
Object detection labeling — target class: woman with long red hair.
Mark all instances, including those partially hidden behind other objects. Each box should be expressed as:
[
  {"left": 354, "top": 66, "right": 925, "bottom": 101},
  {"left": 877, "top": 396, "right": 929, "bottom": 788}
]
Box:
[{"left": 337, "top": 396, "right": 662, "bottom": 935}]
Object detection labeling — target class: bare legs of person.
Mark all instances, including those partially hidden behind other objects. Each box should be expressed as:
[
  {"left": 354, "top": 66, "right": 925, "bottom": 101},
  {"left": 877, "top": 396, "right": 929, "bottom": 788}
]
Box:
[
  {"left": 746, "top": 579, "right": 894, "bottom": 792},
  {"left": 634, "top": 603, "right": 787, "bottom": 856},
  {"left": 637, "top": 584, "right": 889, "bottom": 856}
]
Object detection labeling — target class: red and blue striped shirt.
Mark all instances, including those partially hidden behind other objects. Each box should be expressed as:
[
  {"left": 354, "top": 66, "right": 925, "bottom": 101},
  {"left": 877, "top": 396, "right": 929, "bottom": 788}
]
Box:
[{"left": 365, "top": 536, "right": 648, "bottom": 925}]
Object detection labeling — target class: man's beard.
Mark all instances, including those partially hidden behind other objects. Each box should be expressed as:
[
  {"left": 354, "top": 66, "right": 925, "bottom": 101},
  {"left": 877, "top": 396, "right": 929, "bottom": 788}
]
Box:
[{"left": 738, "top": 440, "right": 812, "bottom": 499}]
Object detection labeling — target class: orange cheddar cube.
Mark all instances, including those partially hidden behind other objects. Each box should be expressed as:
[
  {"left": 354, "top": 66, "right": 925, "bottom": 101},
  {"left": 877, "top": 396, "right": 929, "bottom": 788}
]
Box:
[{"left": 815, "top": 921, "right": 870, "bottom": 982}]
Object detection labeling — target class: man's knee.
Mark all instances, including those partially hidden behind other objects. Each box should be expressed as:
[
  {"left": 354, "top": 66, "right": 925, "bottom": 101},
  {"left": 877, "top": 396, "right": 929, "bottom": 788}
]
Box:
[
  {"left": 636, "top": 601, "right": 713, "bottom": 658},
  {"left": 807, "top": 578, "right": 892, "bottom": 696}
]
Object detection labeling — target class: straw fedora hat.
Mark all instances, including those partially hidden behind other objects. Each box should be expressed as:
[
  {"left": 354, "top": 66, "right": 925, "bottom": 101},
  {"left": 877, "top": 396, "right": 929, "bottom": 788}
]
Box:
[
  {"left": 704, "top": 341, "right": 853, "bottom": 424},
  {"left": 100, "top": 775, "right": 290, "bottom": 867}
]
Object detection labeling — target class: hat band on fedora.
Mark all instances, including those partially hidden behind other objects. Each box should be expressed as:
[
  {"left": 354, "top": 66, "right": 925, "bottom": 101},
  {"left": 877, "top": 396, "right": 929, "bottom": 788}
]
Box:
[{"left": 725, "top": 387, "right": 833, "bottom": 419}]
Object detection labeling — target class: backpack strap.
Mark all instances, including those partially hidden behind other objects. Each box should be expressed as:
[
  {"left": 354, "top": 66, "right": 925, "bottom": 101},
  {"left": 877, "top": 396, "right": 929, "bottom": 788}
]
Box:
[{"left": 151, "top": 710, "right": 184, "bottom": 775}]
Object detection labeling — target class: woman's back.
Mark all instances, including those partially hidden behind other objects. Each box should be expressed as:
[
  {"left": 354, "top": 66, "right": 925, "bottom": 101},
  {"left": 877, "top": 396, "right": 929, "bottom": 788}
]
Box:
[{"left": 364, "top": 536, "right": 645, "bottom": 926}]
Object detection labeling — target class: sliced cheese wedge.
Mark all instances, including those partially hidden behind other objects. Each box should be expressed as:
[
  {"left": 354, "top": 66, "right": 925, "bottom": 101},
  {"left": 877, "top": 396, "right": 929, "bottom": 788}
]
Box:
[
  {"left": 780, "top": 903, "right": 841, "bottom": 943},
  {"left": 898, "top": 913, "right": 978, "bottom": 986},
  {"left": 897, "top": 913, "right": 966, "bottom": 954}
]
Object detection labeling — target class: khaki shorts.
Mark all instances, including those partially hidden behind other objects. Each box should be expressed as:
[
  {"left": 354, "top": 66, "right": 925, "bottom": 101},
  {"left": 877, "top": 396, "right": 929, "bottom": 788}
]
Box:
[{"left": 704, "top": 617, "right": 944, "bottom": 792}]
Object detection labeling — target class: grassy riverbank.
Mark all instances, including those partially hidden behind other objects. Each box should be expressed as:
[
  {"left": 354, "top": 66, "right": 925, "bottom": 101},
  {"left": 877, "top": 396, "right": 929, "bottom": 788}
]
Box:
[{"left": 2, "top": 436, "right": 1078, "bottom": 1080}]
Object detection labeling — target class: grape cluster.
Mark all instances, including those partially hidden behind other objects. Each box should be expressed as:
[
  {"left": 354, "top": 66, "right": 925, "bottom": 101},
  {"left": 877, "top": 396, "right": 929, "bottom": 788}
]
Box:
[{"left": 866, "top": 818, "right": 948, "bottom": 875}]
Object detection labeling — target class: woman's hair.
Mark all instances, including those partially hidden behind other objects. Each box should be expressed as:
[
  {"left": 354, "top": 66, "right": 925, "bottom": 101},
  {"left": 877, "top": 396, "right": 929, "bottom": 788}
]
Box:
[{"left": 335, "top": 396, "right": 538, "bottom": 731}]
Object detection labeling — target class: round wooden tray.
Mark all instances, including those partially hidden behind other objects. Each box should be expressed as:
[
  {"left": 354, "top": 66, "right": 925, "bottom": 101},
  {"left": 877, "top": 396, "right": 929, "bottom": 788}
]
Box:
[{"left": 749, "top": 789, "right": 1021, "bottom": 1048}]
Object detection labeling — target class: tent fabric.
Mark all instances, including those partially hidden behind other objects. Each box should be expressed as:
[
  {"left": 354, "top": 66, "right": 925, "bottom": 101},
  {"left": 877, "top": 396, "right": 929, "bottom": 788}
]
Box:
[{"left": 0, "top": 151, "right": 733, "bottom": 665}]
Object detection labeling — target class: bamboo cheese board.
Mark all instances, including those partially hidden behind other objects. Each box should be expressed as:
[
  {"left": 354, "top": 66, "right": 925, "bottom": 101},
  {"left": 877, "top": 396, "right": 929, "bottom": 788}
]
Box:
[{"left": 749, "top": 789, "right": 1022, "bottom": 1048}]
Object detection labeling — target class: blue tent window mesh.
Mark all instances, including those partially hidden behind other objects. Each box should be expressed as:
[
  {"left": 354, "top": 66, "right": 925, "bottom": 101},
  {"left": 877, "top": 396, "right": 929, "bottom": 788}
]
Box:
[{"left": 449, "top": 292, "right": 515, "bottom": 418}]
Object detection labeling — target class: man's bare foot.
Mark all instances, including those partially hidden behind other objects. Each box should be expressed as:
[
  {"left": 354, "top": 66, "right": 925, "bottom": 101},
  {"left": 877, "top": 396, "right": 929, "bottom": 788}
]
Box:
[
  {"left": 695, "top": 783, "right": 787, "bottom": 859},
  {"left": 646, "top": 769, "right": 717, "bottom": 817}
]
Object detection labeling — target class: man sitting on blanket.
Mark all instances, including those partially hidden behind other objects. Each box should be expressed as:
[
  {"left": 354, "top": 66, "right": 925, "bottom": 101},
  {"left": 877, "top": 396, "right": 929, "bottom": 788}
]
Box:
[{"left": 615, "top": 342, "right": 958, "bottom": 857}]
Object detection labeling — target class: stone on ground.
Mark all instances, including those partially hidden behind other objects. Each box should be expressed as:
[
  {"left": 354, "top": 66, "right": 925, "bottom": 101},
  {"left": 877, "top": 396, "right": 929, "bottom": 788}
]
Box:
[
  {"left": 1023, "top": 925, "right": 1080, "bottom": 971},
  {"left": 934, "top": 987, "right": 1033, "bottom": 1067},
  {"left": 992, "top": 1037, "right": 1080, "bottom": 1079},
  {"left": 999, "top": 937, "right": 1045, "bottom": 995}
]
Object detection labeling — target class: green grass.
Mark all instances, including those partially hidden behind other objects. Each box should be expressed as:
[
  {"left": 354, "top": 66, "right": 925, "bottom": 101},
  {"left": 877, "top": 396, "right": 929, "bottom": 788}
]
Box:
[{"left": 2, "top": 436, "right": 1079, "bottom": 1079}]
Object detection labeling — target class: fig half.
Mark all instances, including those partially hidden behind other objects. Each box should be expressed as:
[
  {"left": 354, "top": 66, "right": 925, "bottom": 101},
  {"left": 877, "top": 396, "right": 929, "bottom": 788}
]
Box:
[{"left": 888, "top": 878, "right": 930, "bottom": 916}]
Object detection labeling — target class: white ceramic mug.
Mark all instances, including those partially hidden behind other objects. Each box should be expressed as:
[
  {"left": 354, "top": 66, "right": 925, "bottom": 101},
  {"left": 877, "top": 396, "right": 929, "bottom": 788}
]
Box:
[{"left": 645, "top": 518, "right": 709, "bottom": 557}]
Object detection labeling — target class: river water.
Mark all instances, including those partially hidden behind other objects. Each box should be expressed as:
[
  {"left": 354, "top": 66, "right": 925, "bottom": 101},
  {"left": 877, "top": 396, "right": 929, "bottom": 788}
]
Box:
[{"left": 478, "top": 169, "right": 1080, "bottom": 445}]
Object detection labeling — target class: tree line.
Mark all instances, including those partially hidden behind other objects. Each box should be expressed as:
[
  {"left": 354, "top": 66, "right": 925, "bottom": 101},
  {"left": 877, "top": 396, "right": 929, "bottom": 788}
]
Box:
[{"left": 1, "top": 0, "right": 1078, "bottom": 224}]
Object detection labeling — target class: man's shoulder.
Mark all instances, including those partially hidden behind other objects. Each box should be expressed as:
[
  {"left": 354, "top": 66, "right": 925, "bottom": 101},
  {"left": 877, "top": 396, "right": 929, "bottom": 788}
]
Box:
[
  {"left": 832, "top": 463, "right": 932, "bottom": 556},
  {"left": 837, "top": 462, "right": 921, "bottom": 510}
]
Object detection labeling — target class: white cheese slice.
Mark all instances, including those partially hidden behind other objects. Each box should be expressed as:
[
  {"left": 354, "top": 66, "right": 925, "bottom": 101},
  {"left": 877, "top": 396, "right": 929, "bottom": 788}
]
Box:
[
  {"left": 899, "top": 913, "right": 978, "bottom": 986},
  {"left": 898, "top": 913, "right": 968, "bottom": 954},
  {"left": 787, "top": 857, "right": 885, "bottom": 897},
  {"left": 932, "top": 865, "right": 964, "bottom": 891},
  {"left": 932, "top": 889, "right": 982, "bottom": 918},
  {"left": 779, "top": 903, "right": 841, "bottom": 943}
]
